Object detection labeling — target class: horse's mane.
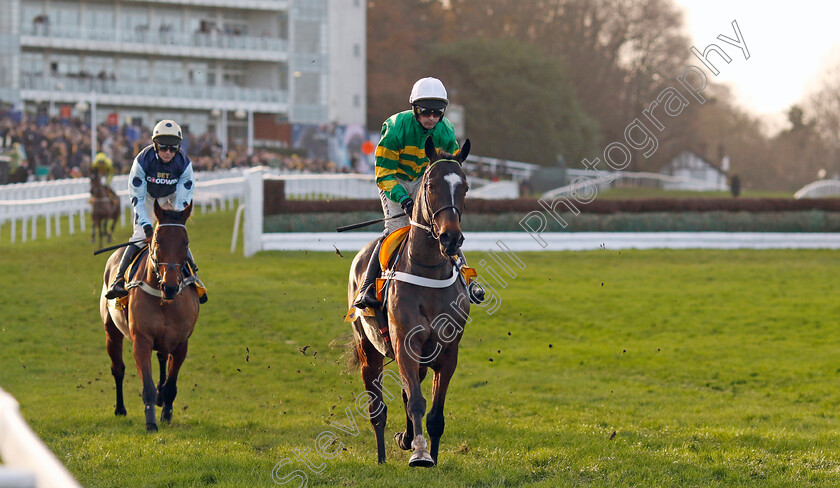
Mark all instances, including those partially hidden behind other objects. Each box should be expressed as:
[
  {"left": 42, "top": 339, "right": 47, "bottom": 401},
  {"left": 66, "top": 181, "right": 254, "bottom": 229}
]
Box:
[
  {"left": 435, "top": 150, "right": 459, "bottom": 161},
  {"left": 159, "top": 208, "right": 186, "bottom": 223}
]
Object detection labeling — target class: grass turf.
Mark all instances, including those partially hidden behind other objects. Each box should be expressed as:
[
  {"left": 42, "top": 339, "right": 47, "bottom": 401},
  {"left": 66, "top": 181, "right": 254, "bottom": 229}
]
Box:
[{"left": 1, "top": 209, "right": 840, "bottom": 487}]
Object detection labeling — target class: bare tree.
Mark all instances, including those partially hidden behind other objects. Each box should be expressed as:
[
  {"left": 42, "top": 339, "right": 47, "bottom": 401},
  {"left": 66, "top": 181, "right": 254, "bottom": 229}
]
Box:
[{"left": 807, "top": 61, "right": 840, "bottom": 178}]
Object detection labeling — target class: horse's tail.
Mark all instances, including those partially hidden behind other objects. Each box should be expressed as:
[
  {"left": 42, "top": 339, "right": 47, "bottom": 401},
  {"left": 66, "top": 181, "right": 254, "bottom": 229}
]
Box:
[{"left": 329, "top": 333, "right": 359, "bottom": 373}]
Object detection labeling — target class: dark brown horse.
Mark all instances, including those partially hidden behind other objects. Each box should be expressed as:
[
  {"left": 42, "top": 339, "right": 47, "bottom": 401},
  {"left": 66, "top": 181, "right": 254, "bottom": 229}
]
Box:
[
  {"left": 348, "top": 138, "right": 472, "bottom": 466},
  {"left": 99, "top": 201, "right": 200, "bottom": 432},
  {"left": 89, "top": 175, "right": 120, "bottom": 247}
]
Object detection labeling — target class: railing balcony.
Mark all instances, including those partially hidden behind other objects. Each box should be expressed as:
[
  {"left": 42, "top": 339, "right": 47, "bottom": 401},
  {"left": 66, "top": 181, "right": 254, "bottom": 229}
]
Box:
[
  {"left": 21, "top": 75, "right": 287, "bottom": 108},
  {"left": 21, "top": 24, "right": 287, "bottom": 60},
  {"left": 122, "top": 0, "right": 288, "bottom": 10}
]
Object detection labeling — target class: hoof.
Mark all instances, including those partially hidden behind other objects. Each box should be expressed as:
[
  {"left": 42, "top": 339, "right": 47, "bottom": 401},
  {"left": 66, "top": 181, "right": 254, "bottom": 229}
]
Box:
[
  {"left": 161, "top": 409, "right": 172, "bottom": 424},
  {"left": 114, "top": 406, "right": 127, "bottom": 416},
  {"left": 408, "top": 450, "right": 435, "bottom": 468},
  {"left": 146, "top": 423, "right": 158, "bottom": 433}
]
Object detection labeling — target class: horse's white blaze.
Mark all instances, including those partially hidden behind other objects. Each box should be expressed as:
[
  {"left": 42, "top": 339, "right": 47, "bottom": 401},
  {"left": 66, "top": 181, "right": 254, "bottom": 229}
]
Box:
[{"left": 443, "top": 173, "right": 463, "bottom": 216}]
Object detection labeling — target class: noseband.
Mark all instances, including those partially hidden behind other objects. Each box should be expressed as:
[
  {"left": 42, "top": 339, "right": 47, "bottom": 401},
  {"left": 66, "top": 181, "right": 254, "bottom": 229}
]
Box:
[
  {"left": 410, "top": 159, "right": 464, "bottom": 241},
  {"left": 149, "top": 223, "right": 187, "bottom": 286}
]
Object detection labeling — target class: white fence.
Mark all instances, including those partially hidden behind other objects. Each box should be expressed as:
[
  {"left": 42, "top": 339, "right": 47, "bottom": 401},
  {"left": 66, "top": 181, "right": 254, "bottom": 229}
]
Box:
[
  {"left": 249, "top": 231, "right": 840, "bottom": 252},
  {"left": 0, "top": 170, "right": 248, "bottom": 244},
  {"left": 794, "top": 179, "right": 840, "bottom": 199},
  {"left": 240, "top": 168, "right": 833, "bottom": 256},
  {"left": 0, "top": 388, "right": 82, "bottom": 488},
  {"left": 544, "top": 170, "right": 728, "bottom": 200}
]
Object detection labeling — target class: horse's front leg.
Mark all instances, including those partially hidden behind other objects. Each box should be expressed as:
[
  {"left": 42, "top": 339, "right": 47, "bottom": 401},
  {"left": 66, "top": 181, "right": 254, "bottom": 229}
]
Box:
[
  {"left": 104, "top": 317, "right": 126, "bottom": 416},
  {"left": 394, "top": 330, "right": 433, "bottom": 467},
  {"left": 395, "top": 366, "right": 427, "bottom": 451},
  {"left": 131, "top": 336, "right": 158, "bottom": 432},
  {"left": 427, "top": 348, "right": 458, "bottom": 464},
  {"left": 155, "top": 351, "right": 168, "bottom": 407},
  {"left": 160, "top": 341, "right": 188, "bottom": 424},
  {"left": 90, "top": 220, "right": 96, "bottom": 244}
]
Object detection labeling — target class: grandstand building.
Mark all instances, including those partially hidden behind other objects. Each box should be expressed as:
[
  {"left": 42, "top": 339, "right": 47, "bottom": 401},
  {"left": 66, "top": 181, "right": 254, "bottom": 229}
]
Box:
[{"left": 0, "top": 0, "right": 366, "bottom": 150}]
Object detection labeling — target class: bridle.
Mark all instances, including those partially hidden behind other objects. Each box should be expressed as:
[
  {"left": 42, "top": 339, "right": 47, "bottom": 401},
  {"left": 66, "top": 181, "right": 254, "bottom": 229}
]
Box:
[
  {"left": 410, "top": 159, "right": 464, "bottom": 241},
  {"left": 149, "top": 223, "right": 188, "bottom": 287}
]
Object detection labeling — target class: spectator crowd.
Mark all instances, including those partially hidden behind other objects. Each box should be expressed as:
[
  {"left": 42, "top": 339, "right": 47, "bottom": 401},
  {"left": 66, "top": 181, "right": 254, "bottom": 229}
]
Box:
[{"left": 0, "top": 109, "right": 352, "bottom": 184}]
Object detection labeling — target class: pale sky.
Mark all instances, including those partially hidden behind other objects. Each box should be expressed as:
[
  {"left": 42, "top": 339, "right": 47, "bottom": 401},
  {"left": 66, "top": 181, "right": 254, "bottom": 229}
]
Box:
[{"left": 674, "top": 0, "right": 840, "bottom": 124}]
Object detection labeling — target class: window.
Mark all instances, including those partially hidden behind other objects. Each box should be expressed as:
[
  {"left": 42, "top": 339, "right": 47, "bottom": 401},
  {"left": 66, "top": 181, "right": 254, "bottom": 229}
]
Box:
[
  {"left": 121, "top": 7, "right": 149, "bottom": 33},
  {"left": 295, "top": 20, "right": 321, "bottom": 53},
  {"left": 118, "top": 58, "right": 150, "bottom": 83},
  {"left": 353, "top": 44, "right": 360, "bottom": 58},
  {"left": 295, "top": 73, "right": 320, "bottom": 104},
  {"left": 154, "top": 60, "right": 183, "bottom": 84},
  {"left": 278, "top": 64, "right": 288, "bottom": 90},
  {"left": 21, "top": 53, "right": 44, "bottom": 77},
  {"left": 83, "top": 56, "right": 111, "bottom": 79},
  {"left": 50, "top": 1, "right": 79, "bottom": 27},
  {"left": 222, "top": 62, "right": 246, "bottom": 87},
  {"left": 83, "top": 4, "right": 114, "bottom": 31},
  {"left": 49, "top": 54, "right": 80, "bottom": 77}
]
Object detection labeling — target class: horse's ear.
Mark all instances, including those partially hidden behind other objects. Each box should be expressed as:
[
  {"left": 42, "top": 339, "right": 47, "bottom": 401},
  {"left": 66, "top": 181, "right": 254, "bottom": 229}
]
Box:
[
  {"left": 458, "top": 139, "right": 471, "bottom": 163},
  {"left": 153, "top": 199, "right": 163, "bottom": 221},
  {"left": 424, "top": 136, "right": 438, "bottom": 162},
  {"left": 181, "top": 201, "right": 192, "bottom": 222}
]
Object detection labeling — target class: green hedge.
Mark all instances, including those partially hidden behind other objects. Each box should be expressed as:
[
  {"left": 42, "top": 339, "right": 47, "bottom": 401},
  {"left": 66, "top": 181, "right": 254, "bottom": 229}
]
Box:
[{"left": 264, "top": 210, "right": 840, "bottom": 233}]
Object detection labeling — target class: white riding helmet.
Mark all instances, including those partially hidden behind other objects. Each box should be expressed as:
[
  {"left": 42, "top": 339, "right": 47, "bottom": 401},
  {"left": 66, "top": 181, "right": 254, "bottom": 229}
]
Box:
[
  {"left": 152, "top": 120, "right": 183, "bottom": 146},
  {"left": 409, "top": 77, "right": 448, "bottom": 110}
]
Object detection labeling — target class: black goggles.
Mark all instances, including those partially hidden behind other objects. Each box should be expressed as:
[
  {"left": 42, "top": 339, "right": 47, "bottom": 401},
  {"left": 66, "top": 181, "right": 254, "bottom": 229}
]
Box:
[
  {"left": 415, "top": 107, "right": 444, "bottom": 118},
  {"left": 157, "top": 144, "right": 180, "bottom": 153}
]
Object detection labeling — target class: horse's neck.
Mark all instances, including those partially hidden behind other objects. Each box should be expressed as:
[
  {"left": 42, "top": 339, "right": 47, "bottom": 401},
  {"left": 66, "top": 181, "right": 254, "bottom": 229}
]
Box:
[
  {"left": 401, "top": 226, "right": 450, "bottom": 275},
  {"left": 141, "top": 248, "right": 160, "bottom": 286}
]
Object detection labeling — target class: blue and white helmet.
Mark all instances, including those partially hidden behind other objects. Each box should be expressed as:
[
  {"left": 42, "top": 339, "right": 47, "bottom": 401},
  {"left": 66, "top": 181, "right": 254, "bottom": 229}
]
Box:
[{"left": 152, "top": 120, "right": 182, "bottom": 146}]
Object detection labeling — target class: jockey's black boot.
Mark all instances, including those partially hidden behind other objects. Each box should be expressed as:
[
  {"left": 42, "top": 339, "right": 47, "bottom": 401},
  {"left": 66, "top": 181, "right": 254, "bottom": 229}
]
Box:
[
  {"left": 457, "top": 251, "right": 485, "bottom": 305},
  {"left": 105, "top": 244, "right": 140, "bottom": 299},
  {"left": 186, "top": 248, "right": 207, "bottom": 304},
  {"left": 354, "top": 239, "right": 383, "bottom": 309}
]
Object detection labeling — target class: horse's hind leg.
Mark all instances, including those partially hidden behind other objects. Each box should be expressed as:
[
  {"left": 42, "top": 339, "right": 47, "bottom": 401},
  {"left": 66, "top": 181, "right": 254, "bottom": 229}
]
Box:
[
  {"left": 108, "top": 216, "right": 117, "bottom": 243},
  {"left": 427, "top": 351, "right": 458, "bottom": 464},
  {"left": 356, "top": 334, "right": 387, "bottom": 463},
  {"left": 105, "top": 317, "right": 126, "bottom": 416},
  {"left": 395, "top": 366, "right": 427, "bottom": 451},
  {"left": 155, "top": 351, "right": 167, "bottom": 407},
  {"left": 132, "top": 337, "right": 158, "bottom": 432},
  {"left": 160, "top": 341, "right": 188, "bottom": 424}
]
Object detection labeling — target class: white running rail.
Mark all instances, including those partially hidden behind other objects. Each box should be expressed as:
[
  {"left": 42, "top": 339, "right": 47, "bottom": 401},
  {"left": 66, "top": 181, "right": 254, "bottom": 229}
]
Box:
[
  {"left": 0, "top": 388, "right": 82, "bottom": 488},
  {"left": 794, "top": 179, "right": 840, "bottom": 199},
  {"left": 544, "top": 170, "right": 728, "bottom": 199}
]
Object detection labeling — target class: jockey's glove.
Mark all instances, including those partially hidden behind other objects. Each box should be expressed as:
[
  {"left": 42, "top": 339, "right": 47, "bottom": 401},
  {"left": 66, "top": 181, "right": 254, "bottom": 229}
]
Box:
[
  {"left": 400, "top": 197, "right": 414, "bottom": 217},
  {"left": 143, "top": 224, "right": 153, "bottom": 238}
]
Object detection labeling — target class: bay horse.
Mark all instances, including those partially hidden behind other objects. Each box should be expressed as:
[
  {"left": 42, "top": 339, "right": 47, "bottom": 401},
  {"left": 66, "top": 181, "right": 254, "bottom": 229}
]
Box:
[
  {"left": 89, "top": 174, "right": 120, "bottom": 247},
  {"left": 99, "top": 201, "right": 200, "bottom": 432},
  {"left": 347, "top": 137, "right": 472, "bottom": 466}
]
